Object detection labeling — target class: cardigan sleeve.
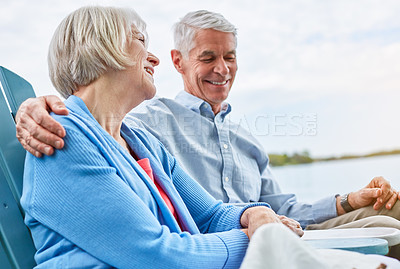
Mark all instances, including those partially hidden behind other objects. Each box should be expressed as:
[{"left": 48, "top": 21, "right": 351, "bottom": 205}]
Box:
[
  {"left": 24, "top": 125, "right": 249, "bottom": 269},
  {"left": 166, "top": 148, "right": 271, "bottom": 234}
]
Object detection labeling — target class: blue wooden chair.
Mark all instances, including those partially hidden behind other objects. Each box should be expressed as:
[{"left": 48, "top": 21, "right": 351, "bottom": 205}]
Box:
[{"left": 0, "top": 66, "right": 36, "bottom": 268}]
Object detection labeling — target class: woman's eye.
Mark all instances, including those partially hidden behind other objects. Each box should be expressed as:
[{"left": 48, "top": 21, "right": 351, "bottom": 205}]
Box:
[{"left": 134, "top": 32, "right": 145, "bottom": 45}]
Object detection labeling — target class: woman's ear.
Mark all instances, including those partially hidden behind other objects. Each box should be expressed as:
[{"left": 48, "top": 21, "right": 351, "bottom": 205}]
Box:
[{"left": 170, "top": 50, "right": 185, "bottom": 74}]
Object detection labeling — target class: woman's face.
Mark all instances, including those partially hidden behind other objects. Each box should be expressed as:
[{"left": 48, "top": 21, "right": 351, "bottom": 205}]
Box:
[{"left": 124, "top": 30, "right": 159, "bottom": 102}]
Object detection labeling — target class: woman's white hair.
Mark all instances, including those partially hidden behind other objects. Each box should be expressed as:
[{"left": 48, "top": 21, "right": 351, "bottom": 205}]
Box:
[
  {"left": 172, "top": 10, "right": 237, "bottom": 58},
  {"left": 48, "top": 6, "right": 147, "bottom": 98}
]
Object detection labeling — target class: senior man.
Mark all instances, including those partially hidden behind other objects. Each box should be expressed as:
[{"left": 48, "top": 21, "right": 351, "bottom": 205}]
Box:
[{"left": 16, "top": 10, "right": 400, "bottom": 231}]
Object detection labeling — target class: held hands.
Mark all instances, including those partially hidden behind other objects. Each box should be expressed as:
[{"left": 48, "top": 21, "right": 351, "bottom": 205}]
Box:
[
  {"left": 340, "top": 176, "right": 399, "bottom": 214},
  {"left": 240, "top": 206, "right": 303, "bottom": 240},
  {"left": 15, "top": 95, "right": 67, "bottom": 157},
  {"left": 278, "top": 215, "right": 304, "bottom": 237}
]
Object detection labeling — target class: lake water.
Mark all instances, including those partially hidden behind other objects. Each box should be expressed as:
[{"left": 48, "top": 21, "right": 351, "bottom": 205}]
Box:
[{"left": 271, "top": 154, "right": 400, "bottom": 203}]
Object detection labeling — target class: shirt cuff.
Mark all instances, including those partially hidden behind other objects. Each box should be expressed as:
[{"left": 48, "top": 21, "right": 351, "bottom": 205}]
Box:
[{"left": 312, "top": 195, "right": 338, "bottom": 223}]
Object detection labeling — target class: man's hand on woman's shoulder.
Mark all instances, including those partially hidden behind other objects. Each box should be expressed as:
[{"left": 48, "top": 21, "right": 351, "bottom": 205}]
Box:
[{"left": 16, "top": 95, "right": 68, "bottom": 157}]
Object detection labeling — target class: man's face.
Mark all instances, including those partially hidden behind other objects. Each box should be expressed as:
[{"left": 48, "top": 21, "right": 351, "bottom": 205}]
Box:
[{"left": 174, "top": 29, "right": 237, "bottom": 113}]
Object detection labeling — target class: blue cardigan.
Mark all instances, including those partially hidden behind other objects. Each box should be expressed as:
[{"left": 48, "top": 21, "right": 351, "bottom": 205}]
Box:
[{"left": 21, "top": 96, "right": 268, "bottom": 268}]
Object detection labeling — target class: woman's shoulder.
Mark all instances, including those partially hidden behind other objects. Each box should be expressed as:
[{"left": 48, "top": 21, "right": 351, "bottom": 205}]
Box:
[
  {"left": 51, "top": 96, "right": 101, "bottom": 134},
  {"left": 51, "top": 112, "right": 79, "bottom": 129},
  {"left": 50, "top": 112, "right": 97, "bottom": 147}
]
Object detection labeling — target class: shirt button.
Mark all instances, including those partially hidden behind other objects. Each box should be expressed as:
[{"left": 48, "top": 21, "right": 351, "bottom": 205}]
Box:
[
  {"left": 202, "top": 103, "right": 208, "bottom": 109},
  {"left": 223, "top": 144, "right": 228, "bottom": 149},
  {"left": 224, "top": 177, "right": 229, "bottom": 182}
]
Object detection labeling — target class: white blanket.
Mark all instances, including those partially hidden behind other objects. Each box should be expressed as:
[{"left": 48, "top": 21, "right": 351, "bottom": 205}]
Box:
[{"left": 240, "top": 224, "right": 400, "bottom": 269}]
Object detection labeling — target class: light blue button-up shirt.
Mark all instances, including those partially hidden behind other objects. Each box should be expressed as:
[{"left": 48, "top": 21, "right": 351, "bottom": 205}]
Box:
[{"left": 125, "top": 91, "right": 338, "bottom": 228}]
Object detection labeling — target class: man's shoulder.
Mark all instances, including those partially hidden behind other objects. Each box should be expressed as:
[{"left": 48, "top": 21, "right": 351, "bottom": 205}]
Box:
[
  {"left": 127, "top": 96, "right": 192, "bottom": 121},
  {"left": 138, "top": 96, "right": 187, "bottom": 111}
]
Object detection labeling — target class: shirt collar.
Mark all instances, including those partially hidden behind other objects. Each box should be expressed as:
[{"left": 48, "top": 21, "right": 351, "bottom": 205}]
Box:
[{"left": 174, "top": 91, "right": 232, "bottom": 120}]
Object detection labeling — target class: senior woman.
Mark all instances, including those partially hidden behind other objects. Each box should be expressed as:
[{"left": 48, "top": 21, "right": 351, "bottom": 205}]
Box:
[{"left": 20, "top": 6, "right": 294, "bottom": 268}]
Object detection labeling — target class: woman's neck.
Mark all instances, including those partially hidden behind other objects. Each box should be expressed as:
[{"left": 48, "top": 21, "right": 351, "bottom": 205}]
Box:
[{"left": 74, "top": 76, "right": 139, "bottom": 150}]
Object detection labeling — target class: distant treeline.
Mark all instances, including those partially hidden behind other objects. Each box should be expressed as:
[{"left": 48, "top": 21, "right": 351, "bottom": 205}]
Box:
[
  {"left": 269, "top": 151, "right": 313, "bottom": 166},
  {"left": 269, "top": 149, "right": 400, "bottom": 167}
]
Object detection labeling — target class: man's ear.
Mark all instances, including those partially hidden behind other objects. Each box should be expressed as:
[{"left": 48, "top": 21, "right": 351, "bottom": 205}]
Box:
[{"left": 171, "top": 49, "right": 185, "bottom": 74}]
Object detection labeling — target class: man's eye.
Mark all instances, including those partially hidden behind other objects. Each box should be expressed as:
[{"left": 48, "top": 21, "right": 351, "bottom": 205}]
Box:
[
  {"left": 201, "top": 58, "right": 214, "bottom": 62},
  {"left": 225, "top": 56, "right": 236, "bottom": 61}
]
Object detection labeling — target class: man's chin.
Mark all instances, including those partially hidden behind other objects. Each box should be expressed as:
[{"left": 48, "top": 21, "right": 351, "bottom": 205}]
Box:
[
  {"left": 209, "top": 93, "right": 230, "bottom": 105},
  {"left": 145, "top": 87, "right": 157, "bottom": 100}
]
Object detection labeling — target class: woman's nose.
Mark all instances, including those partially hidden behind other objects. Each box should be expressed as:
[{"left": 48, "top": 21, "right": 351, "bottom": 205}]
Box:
[{"left": 148, "top": 52, "right": 160, "bottom": 67}]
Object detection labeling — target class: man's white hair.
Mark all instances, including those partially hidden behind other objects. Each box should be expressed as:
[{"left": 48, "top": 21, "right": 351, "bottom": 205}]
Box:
[{"left": 172, "top": 10, "right": 237, "bottom": 58}]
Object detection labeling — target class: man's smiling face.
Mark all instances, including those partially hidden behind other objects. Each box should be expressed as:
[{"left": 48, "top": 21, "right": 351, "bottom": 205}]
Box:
[{"left": 178, "top": 29, "right": 237, "bottom": 114}]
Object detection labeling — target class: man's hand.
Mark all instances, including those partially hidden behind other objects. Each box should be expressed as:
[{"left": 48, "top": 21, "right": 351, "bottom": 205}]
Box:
[
  {"left": 240, "top": 206, "right": 303, "bottom": 239},
  {"left": 278, "top": 215, "right": 304, "bottom": 237},
  {"left": 15, "top": 95, "right": 68, "bottom": 157},
  {"left": 337, "top": 176, "right": 399, "bottom": 214}
]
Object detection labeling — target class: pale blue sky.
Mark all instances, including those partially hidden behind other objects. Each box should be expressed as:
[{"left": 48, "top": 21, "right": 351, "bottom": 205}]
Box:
[{"left": 1, "top": 0, "right": 399, "bottom": 157}]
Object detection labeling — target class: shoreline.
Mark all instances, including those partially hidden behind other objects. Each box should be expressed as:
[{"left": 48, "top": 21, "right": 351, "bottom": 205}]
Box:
[{"left": 269, "top": 149, "right": 400, "bottom": 167}]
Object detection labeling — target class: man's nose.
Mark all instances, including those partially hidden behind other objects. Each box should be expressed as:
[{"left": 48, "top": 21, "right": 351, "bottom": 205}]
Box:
[
  {"left": 148, "top": 52, "right": 160, "bottom": 67},
  {"left": 213, "top": 58, "right": 229, "bottom": 76}
]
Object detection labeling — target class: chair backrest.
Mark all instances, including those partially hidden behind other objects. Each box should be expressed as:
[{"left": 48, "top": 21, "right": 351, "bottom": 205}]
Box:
[
  {"left": 0, "top": 66, "right": 36, "bottom": 268},
  {"left": 0, "top": 66, "right": 36, "bottom": 203}
]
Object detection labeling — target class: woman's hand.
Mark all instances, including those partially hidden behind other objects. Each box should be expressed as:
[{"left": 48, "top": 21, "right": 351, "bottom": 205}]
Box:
[
  {"left": 240, "top": 207, "right": 304, "bottom": 239},
  {"left": 240, "top": 207, "right": 281, "bottom": 239}
]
